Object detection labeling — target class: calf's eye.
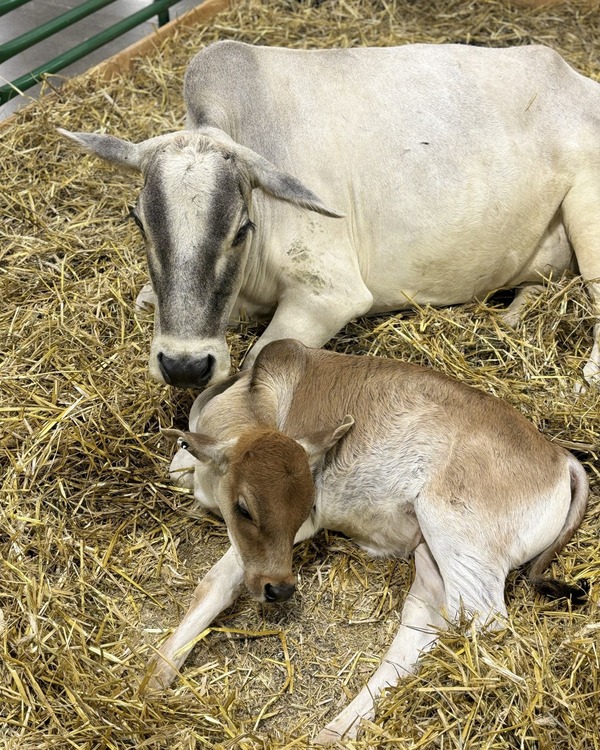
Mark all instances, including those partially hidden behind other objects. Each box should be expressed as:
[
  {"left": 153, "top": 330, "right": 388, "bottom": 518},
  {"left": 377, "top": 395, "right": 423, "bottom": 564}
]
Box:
[{"left": 236, "top": 496, "right": 253, "bottom": 521}]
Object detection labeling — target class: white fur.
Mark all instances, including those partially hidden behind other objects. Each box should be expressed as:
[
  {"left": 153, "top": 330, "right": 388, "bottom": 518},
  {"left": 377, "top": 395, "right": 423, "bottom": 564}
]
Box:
[{"left": 62, "top": 43, "right": 600, "bottom": 386}]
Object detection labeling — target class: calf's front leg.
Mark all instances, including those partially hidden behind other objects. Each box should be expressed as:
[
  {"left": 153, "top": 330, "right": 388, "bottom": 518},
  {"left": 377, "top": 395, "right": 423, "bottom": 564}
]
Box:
[
  {"left": 314, "top": 543, "right": 447, "bottom": 745},
  {"left": 144, "top": 546, "right": 244, "bottom": 690}
]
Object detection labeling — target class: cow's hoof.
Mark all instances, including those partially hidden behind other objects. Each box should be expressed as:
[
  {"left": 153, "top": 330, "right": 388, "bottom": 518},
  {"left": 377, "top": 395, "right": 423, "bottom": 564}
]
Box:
[
  {"left": 574, "top": 361, "right": 600, "bottom": 394},
  {"left": 314, "top": 719, "right": 361, "bottom": 745},
  {"left": 498, "top": 308, "right": 521, "bottom": 328},
  {"left": 140, "top": 655, "right": 180, "bottom": 696},
  {"left": 583, "top": 359, "right": 600, "bottom": 388},
  {"left": 135, "top": 281, "right": 157, "bottom": 311}
]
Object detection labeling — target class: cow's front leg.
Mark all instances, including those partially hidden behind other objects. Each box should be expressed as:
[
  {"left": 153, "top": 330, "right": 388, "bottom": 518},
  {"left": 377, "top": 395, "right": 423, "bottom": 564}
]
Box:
[
  {"left": 144, "top": 546, "right": 244, "bottom": 690},
  {"left": 561, "top": 185, "right": 600, "bottom": 387},
  {"left": 242, "top": 284, "right": 373, "bottom": 369},
  {"left": 169, "top": 447, "right": 195, "bottom": 490},
  {"left": 314, "top": 543, "right": 447, "bottom": 745}
]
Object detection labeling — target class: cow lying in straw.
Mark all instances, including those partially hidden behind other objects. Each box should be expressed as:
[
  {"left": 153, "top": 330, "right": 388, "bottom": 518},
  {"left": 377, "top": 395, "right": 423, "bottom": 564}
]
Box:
[
  {"left": 147, "top": 339, "right": 589, "bottom": 743},
  {"left": 59, "top": 42, "right": 600, "bottom": 389}
]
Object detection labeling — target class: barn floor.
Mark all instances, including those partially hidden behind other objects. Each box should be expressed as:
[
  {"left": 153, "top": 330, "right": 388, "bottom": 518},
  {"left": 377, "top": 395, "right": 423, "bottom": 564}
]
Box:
[{"left": 1, "top": 1, "right": 599, "bottom": 749}]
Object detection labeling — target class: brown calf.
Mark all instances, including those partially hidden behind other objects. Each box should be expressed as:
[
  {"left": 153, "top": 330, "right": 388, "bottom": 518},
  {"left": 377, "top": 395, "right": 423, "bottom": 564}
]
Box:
[{"left": 149, "top": 339, "right": 589, "bottom": 743}]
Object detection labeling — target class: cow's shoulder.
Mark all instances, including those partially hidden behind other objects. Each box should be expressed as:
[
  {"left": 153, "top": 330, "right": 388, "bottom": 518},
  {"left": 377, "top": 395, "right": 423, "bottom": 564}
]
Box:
[
  {"left": 186, "top": 39, "right": 257, "bottom": 77},
  {"left": 505, "top": 44, "right": 579, "bottom": 78}
]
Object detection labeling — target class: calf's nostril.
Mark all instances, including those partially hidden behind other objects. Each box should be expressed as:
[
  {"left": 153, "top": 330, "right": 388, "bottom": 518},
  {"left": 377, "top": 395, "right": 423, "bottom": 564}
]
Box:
[{"left": 264, "top": 582, "right": 296, "bottom": 603}]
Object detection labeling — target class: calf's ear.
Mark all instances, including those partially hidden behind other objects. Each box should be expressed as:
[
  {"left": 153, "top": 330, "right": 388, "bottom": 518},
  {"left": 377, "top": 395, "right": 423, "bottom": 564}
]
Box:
[
  {"left": 297, "top": 414, "right": 354, "bottom": 466},
  {"left": 162, "top": 429, "right": 230, "bottom": 472}
]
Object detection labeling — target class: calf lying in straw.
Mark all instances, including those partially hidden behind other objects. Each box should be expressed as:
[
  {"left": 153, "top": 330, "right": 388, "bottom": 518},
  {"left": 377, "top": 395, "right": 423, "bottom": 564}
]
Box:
[{"left": 149, "top": 339, "right": 588, "bottom": 743}]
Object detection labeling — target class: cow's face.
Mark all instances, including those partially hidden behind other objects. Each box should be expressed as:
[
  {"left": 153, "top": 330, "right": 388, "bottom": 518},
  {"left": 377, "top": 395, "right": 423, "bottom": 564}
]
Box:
[
  {"left": 136, "top": 135, "right": 251, "bottom": 388},
  {"left": 59, "top": 127, "right": 343, "bottom": 388},
  {"left": 163, "top": 416, "right": 353, "bottom": 601}
]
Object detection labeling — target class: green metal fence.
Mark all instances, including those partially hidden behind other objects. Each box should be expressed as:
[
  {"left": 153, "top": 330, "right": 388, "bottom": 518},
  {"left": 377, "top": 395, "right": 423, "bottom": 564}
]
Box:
[{"left": 0, "top": 0, "right": 189, "bottom": 104}]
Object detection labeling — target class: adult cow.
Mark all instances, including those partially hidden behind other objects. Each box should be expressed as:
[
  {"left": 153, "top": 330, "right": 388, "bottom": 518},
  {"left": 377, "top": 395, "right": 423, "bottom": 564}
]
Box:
[
  {"left": 60, "top": 42, "right": 600, "bottom": 388},
  {"left": 148, "top": 339, "right": 589, "bottom": 743}
]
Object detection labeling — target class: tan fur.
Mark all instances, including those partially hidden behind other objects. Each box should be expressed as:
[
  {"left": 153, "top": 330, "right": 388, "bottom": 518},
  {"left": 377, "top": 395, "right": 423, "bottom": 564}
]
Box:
[
  {"left": 225, "top": 428, "right": 315, "bottom": 596},
  {"left": 152, "top": 340, "right": 589, "bottom": 742}
]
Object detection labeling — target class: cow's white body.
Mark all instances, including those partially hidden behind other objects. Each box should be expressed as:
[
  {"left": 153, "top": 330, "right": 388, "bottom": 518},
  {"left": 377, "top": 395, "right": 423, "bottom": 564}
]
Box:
[
  {"left": 153, "top": 340, "right": 589, "bottom": 743},
  {"left": 62, "top": 42, "right": 600, "bottom": 386},
  {"left": 183, "top": 42, "right": 600, "bottom": 382},
  {"left": 189, "top": 42, "right": 575, "bottom": 314}
]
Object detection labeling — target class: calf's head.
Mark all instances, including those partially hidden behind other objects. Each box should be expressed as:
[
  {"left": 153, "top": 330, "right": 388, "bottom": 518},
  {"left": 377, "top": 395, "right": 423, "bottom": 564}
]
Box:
[
  {"left": 164, "top": 417, "right": 353, "bottom": 601},
  {"left": 59, "top": 127, "right": 343, "bottom": 388}
]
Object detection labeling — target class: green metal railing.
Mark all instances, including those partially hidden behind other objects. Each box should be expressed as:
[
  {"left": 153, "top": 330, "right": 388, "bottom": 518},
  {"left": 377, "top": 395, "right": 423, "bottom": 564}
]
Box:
[{"left": 0, "top": 0, "right": 188, "bottom": 104}]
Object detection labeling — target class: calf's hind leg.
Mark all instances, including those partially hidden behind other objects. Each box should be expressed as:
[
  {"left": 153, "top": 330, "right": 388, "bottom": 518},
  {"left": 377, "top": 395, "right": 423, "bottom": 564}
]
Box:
[{"left": 314, "top": 543, "right": 447, "bottom": 745}]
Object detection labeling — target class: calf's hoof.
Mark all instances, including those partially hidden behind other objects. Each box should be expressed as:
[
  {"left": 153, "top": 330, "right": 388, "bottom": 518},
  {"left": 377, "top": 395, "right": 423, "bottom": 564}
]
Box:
[
  {"left": 141, "top": 656, "right": 179, "bottom": 695},
  {"left": 169, "top": 447, "right": 195, "bottom": 489}
]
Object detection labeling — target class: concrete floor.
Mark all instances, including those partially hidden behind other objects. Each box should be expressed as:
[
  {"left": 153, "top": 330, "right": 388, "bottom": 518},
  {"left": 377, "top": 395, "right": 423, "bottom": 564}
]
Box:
[{"left": 0, "top": 0, "right": 203, "bottom": 119}]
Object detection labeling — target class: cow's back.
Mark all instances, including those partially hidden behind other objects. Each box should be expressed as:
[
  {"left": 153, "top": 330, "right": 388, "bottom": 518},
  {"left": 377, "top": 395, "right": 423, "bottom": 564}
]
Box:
[{"left": 184, "top": 41, "right": 600, "bottom": 166}]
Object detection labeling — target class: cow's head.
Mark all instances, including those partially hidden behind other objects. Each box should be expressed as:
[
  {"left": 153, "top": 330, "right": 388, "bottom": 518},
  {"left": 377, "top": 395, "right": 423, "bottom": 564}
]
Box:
[
  {"left": 58, "top": 127, "right": 343, "bottom": 388},
  {"left": 163, "top": 417, "right": 353, "bottom": 601}
]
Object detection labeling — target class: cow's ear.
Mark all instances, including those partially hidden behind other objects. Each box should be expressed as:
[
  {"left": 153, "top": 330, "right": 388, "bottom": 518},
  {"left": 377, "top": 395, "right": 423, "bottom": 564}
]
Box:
[
  {"left": 297, "top": 414, "right": 354, "bottom": 467},
  {"left": 236, "top": 147, "right": 345, "bottom": 218},
  {"left": 162, "top": 429, "right": 230, "bottom": 471},
  {"left": 57, "top": 129, "right": 145, "bottom": 172}
]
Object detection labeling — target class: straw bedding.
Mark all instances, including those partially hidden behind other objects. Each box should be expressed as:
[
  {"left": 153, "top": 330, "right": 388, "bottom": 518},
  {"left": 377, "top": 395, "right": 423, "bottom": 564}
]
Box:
[{"left": 1, "top": 0, "right": 599, "bottom": 748}]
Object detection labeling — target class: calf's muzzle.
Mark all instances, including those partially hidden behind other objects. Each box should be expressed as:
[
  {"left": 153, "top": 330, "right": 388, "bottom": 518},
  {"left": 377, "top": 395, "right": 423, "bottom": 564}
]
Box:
[
  {"left": 264, "top": 581, "right": 296, "bottom": 603},
  {"left": 157, "top": 351, "right": 215, "bottom": 388}
]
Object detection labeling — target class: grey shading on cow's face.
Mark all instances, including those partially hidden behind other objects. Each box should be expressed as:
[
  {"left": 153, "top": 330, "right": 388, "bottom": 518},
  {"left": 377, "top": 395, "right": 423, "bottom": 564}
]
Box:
[
  {"left": 58, "top": 127, "right": 342, "bottom": 388},
  {"left": 137, "top": 134, "right": 252, "bottom": 388}
]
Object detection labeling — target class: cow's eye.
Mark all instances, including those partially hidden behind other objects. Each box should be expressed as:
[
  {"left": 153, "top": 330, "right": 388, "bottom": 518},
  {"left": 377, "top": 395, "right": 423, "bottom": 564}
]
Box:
[
  {"left": 177, "top": 437, "right": 190, "bottom": 451},
  {"left": 232, "top": 221, "right": 254, "bottom": 247},
  {"left": 236, "top": 496, "right": 253, "bottom": 521},
  {"left": 127, "top": 207, "right": 145, "bottom": 235}
]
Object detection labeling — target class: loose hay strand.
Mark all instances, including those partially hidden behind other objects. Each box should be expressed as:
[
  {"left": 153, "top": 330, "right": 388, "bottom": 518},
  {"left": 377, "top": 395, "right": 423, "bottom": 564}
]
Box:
[{"left": 1, "top": 1, "right": 599, "bottom": 748}]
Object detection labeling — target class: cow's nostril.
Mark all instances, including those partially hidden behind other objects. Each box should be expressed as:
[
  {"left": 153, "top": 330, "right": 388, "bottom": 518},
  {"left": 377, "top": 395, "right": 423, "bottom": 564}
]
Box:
[
  {"left": 157, "top": 351, "right": 173, "bottom": 385},
  {"left": 157, "top": 352, "right": 215, "bottom": 388},
  {"left": 264, "top": 582, "right": 296, "bottom": 603},
  {"left": 197, "top": 353, "right": 214, "bottom": 383}
]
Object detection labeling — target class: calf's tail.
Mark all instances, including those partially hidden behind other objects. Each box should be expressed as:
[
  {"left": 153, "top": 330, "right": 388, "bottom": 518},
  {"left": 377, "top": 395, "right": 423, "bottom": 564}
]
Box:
[{"left": 527, "top": 454, "right": 589, "bottom": 604}]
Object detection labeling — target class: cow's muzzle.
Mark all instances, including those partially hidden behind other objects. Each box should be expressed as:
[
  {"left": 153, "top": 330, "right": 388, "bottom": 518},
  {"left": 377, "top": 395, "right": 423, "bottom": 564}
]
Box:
[{"left": 157, "top": 351, "right": 215, "bottom": 388}]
